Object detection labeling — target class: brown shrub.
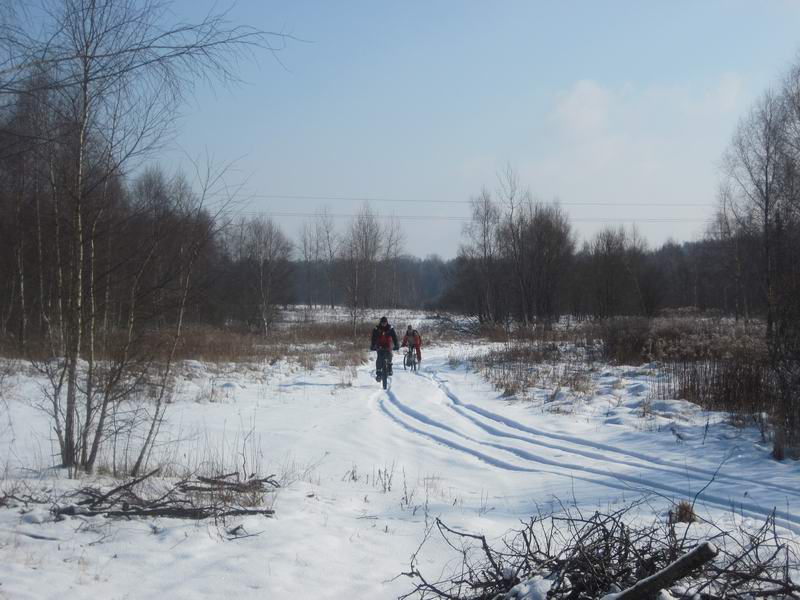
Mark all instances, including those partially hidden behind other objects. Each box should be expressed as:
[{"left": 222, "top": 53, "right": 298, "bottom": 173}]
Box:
[
  {"left": 669, "top": 500, "right": 696, "bottom": 524},
  {"left": 594, "top": 316, "right": 766, "bottom": 365},
  {"left": 328, "top": 348, "right": 366, "bottom": 369},
  {"left": 598, "top": 317, "right": 651, "bottom": 364}
]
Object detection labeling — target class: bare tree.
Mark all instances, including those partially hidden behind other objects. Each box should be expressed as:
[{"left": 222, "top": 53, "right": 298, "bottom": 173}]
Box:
[
  {"left": 317, "top": 208, "right": 340, "bottom": 309},
  {"left": 461, "top": 188, "right": 501, "bottom": 323},
  {"left": 492, "top": 167, "right": 574, "bottom": 325},
  {"left": 298, "top": 219, "right": 320, "bottom": 308},
  {"left": 379, "top": 215, "right": 405, "bottom": 308},
  {"left": 527, "top": 202, "right": 574, "bottom": 322},
  {"left": 723, "top": 90, "right": 787, "bottom": 344},
  {"left": 341, "top": 203, "right": 382, "bottom": 332},
  {"left": 711, "top": 182, "right": 753, "bottom": 322},
  {"left": 0, "top": 0, "right": 285, "bottom": 472},
  {"left": 239, "top": 216, "right": 293, "bottom": 335},
  {"left": 496, "top": 166, "right": 534, "bottom": 326}
]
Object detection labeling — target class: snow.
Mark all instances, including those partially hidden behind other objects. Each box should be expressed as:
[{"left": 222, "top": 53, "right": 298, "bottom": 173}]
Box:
[
  {"left": 503, "top": 576, "right": 552, "bottom": 600},
  {"left": 276, "top": 305, "right": 443, "bottom": 327},
  {"left": 1, "top": 343, "right": 799, "bottom": 598}
]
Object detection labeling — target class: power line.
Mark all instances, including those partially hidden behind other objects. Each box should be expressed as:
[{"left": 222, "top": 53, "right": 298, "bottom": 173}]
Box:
[
  {"left": 230, "top": 210, "right": 708, "bottom": 223},
  {"left": 219, "top": 193, "right": 715, "bottom": 208}
]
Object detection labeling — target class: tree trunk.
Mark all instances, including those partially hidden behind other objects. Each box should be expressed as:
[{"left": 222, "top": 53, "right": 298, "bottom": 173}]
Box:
[{"left": 64, "top": 70, "right": 90, "bottom": 470}]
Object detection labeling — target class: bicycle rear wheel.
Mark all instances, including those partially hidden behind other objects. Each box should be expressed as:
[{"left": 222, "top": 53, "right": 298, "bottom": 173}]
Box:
[{"left": 379, "top": 354, "right": 389, "bottom": 389}]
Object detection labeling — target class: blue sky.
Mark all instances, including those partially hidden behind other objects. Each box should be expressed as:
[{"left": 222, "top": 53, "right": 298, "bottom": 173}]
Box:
[{"left": 164, "top": 0, "right": 800, "bottom": 258}]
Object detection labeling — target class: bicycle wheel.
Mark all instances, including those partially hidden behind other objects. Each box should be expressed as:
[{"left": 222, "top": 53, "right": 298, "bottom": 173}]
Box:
[{"left": 379, "top": 354, "right": 388, "bottom": 389}]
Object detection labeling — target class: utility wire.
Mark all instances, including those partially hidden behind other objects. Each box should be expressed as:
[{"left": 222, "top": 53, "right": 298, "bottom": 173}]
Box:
[
  {"left": 230, "top": 210, "right": 708, "bottom": 223},
  {"left": 210, "top": 192, "right": 716, "bottom": 208}
]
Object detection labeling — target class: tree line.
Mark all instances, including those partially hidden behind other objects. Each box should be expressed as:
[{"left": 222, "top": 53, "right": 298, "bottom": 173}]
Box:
[
  {"left": 197, "top": 206, "right": 451, "bottom": 334},
  {"left": 441, "top": 170, "right": 762, "bottom": 324}
]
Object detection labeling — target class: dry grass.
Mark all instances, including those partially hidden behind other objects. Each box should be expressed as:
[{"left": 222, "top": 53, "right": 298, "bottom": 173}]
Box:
[
  {"left": 669, "top": 499, "right": 697, "bottom": 524},
  {"left": 592, "top": 315, "right": 766, "bottom": 365},
  {"left": 298, "top": 352, "right": 317, "bottom": 371},
  {"left": 639, "top": 317, "right": 800, "bottom": 454},
  {"left": 329, "top": 348, "right": 365, "bottom": 369},
  {"left": 170, "top": 323, "right": 370, "bottom": 370},
  {"left": 0, "top": 321, "right": 374, "bottom": 364},
  {"left": 471, "top": 342, "right": 596, "bottom": 402},
  {"left": 0, "top": 312, "right": 469, "bottom": 373},
  {"left": 585, "top": 316, "right": 797, "bottom": 447}
]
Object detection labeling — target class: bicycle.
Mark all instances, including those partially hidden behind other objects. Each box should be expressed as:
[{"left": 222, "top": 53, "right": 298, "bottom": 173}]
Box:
[
  {"left": 376, "top": 350, "right": 393, "bottom": 390},
  {"left": 403, "top": 346, "right": 418, "bottom": 372}
]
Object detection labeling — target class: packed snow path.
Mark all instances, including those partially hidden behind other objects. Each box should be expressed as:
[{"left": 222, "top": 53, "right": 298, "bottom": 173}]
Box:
[{"left": 378, "top": 355, "right": 800, "bottom": 532}]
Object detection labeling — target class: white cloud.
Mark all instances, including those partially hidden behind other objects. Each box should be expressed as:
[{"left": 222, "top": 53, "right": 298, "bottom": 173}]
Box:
[
  {"left": 553, "top": 79, "right": 614, "bottom": 134},
  {"left": 552, "top": 75, "right": 746, "bottom": 142},
  {"left": 706, "top": 72, "right": 745, "bottom": 114},
  {"left": 520, "top": 75, "right": 751, "bottom": 245}
]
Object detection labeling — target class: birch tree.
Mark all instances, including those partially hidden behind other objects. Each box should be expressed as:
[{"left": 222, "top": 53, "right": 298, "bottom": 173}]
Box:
[{"left": 0, "top": 0, "right": 284, "bottom": 472}]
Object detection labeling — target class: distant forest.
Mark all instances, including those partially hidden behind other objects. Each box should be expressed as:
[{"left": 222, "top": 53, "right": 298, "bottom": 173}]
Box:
[
  {"left": 0, "top": 171, "right": 787, "bottom": 340},
  {"left": 292, "top": 229, "right": 766, "bottom": 321}
]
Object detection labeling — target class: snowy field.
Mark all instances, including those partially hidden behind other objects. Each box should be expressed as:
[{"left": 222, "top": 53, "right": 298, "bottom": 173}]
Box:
[
  {"left": 1, "top": 342, "right": 799, "bottom": 599},
  {"left": 276, "top": 305, "right": 443, "bottom": 326}
]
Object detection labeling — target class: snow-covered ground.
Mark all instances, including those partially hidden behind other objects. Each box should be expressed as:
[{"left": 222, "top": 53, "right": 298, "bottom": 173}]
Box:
[
  {"left": 1, "top": 344, "right": 799, "bottom": 599},
  {"left": 277, "top": 305, "right": 442, "bottom": 326}
]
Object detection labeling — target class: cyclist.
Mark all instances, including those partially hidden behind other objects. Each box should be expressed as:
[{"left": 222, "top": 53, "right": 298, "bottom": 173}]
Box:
[
  {"left": 370, "top": 316, "right": 399, "bottom": 381},
  {"left": 401, "top": 325, "right": 422, "bottom": 364}
]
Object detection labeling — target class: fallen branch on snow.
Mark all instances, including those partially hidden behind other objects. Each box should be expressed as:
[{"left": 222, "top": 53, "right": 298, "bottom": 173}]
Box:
[
  {"left": 600, "top": 541, "right": 718, "bottom": 600},
  {"left": 51, "top": 469, "right": 278, "bottom": 521},
  {"left": 400, "top": 503, "right": 800, "bottom": 600}
]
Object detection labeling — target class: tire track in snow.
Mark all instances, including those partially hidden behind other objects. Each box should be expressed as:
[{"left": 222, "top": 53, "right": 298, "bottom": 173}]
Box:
[
  {"left": 375, "top": 391, "right": 531, "bottom": 473},
  {"left": 375, "top": 390, "right": 635, "bottom": 495},
  {"left": 428, "top": 370, "right": 800, "bottom": 500},
  {"left": 375, "top": 372, "right": 800, "bottom": 532}
]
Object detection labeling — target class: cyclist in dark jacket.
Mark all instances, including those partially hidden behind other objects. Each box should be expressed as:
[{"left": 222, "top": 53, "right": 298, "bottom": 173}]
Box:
[{"left": 370, "top": 316, "right": 399, "bottom": 381}]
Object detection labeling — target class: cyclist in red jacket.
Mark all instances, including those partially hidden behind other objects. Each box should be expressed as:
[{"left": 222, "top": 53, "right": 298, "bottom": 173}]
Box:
[{"left": 401, "top": 325, "right": 422, "bottom": 363}]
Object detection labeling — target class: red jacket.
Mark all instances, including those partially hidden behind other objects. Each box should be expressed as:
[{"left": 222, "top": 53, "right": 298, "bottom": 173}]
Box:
[
  {"left": 371, "top": 324, "right": 399, "bottom": 351},
  {"left": 402, "top": 331, "right": 422, "bottom": 349}
]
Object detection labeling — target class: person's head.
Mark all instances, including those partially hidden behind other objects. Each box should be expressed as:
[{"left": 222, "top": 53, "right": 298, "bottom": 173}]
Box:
[
  {"left": 379, "top": 316, "right": 388, "bottom": 327},
  {"left": 407, "top": 325, "right": 413, "bottom": 333}
]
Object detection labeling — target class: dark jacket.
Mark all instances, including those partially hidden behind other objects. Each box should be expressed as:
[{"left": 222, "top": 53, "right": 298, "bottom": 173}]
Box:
[{"left": 371, "top": 324, "right": 399, "bottom": 351}]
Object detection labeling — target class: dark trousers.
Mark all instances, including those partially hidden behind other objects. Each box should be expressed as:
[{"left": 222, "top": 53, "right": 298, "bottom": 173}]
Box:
[{"left": 376, "top": 349, "right": 393, "bottom": 375}]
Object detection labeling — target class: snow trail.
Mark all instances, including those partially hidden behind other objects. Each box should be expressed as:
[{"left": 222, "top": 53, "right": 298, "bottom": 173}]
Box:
[
  {"left": 430, "top": 371, "right": 800, "bottom": 499},
  {"left": 372, "top": 354, "right": 800, "bottom": 532}
]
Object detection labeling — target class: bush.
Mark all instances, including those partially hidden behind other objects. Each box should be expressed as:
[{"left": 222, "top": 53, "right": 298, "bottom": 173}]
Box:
[
  {"left": 594, "top": 315, "right": 766, "bottom": 365},
  {"left": 598, "top": 317, "right": 651, "bottom": 363},
  {"left": 471, "top": 343, "right": 558, "bottom": 399},
  {"left": 646, "top": 317, "right": 765, "bottom": 362},
  {"left": 656, "top": 353, "right": 771, "bottom": 415}
]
